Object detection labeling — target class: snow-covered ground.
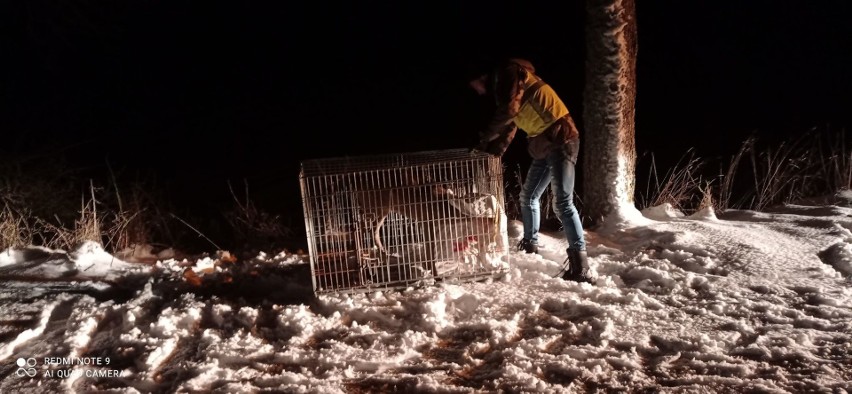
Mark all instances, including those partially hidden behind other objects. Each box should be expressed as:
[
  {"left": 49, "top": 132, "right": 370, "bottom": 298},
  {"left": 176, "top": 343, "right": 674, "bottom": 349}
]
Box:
[{"left": 1, "top": 193, "right": 851, "bottom": 393}]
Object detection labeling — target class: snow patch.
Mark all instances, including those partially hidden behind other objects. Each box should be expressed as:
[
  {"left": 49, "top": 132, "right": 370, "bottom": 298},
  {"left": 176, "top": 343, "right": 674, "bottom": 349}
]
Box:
[
  {"left": 597, "top": 203, "right": 656, "bottom": 235},
  {"left": 641, "top": 203, "right": 685, "bottom": 221},
  {"left": 0, "top": 303, "right": 55, "bottom": 361}
]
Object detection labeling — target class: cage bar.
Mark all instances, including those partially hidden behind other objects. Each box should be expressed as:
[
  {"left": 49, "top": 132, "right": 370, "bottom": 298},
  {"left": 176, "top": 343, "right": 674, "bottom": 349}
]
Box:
[{"left": 299, "top": 148, "right": 509, "bottom": 295}]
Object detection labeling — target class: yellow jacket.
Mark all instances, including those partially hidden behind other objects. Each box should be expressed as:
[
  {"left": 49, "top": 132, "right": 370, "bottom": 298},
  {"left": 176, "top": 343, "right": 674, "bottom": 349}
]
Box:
[
  {"left": 514, "top": 67, "right": 569, "bottom": 137},
  {"left": 478, "top": 59, "right": 579, "bottom": 160}
]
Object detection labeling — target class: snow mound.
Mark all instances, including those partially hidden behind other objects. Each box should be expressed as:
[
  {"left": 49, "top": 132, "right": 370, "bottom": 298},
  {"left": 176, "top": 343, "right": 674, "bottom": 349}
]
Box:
[
  {"left": 597, "top": 203, "right": 656, "bottom": 235},
  {"left": 0, "top": 241, "right": 150, "bottom": 282},
  {"left": 688, "top": 206, "right": 718, "bottom": 221},
  {"left": 641, "top": 203, "right": 685, "bottom": 221}
]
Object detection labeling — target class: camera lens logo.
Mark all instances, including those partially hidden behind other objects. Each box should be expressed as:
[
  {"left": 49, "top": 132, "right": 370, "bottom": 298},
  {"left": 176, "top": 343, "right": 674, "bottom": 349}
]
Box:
[{"left": 16, "top": 358, "right": 37, "bottom": 377}]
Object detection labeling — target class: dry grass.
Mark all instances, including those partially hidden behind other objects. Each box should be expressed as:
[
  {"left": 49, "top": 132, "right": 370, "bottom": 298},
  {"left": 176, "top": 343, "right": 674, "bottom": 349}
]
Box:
[
  {"left": 36, "top": 182, "right": 107, "bottom": 250},
  {"left": 0, "top": 205, "right": 35, "bottom": 250},
  {"left": 503, "top": 164, "right": 524, "bottom": 221},
  {"left": 817, "top": 128, "right": 852, "bottom": 193},
  {"left": 0, "top": 158, "right": 297, "bottom": 255},
  {"left": 640, "top": 128, "right": 850, "bottom": 215},
  {"left": 1, "top": 157, "right": 171, "bottom": 253},
  {"left": 747, "top": 133, "right": 819, "bottom": 211},
  {"left": 1, "top": 153, "right": 76, "bottom": 250},
  {"left": 698, "top": 182, "right": 716, "bottom": 212},
  {"left": 4, "top": 129, "right": 845, "bottom": 255},
  {"left": 638, "top": 149, "right": 707, "bottom": 213},
  {"left": 224, "top": 179, "right": 293, "bottom": 250},
  {"left": 716, "top": 136, "right": 755, "bottom": 212}
]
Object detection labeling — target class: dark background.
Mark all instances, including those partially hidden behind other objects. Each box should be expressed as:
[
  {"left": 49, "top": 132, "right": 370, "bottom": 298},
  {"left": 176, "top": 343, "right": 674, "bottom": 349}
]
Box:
[{"left": 2, "top": 0, "right": 851, "bottom": 247}]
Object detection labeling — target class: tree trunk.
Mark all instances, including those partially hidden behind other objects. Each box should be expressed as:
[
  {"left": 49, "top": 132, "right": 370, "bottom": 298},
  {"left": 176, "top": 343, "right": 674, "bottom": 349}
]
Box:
[{"left": 582, "top": 0, "right": 638, "bottom": 227}]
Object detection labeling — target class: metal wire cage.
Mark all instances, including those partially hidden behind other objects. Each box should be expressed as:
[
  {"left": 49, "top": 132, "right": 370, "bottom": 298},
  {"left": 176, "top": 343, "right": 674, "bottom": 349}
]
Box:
[{"left": 300, "top": 149, "right": 509, "bottom": 295}]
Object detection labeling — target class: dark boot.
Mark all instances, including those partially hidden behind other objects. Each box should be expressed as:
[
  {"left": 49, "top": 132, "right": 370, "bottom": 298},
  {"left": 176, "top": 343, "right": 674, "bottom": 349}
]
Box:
[
  {"left": 517, "top": 238, "right": 539, "bottom": 254},
  {"left": 561, "top": 249, "right": 593, "bottom": 283}
]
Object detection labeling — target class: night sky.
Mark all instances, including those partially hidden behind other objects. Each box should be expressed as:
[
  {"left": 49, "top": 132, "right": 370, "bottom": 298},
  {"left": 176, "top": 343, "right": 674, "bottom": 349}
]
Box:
[{"left": 2, "top": 1, "right": 851, "bottom": 223}]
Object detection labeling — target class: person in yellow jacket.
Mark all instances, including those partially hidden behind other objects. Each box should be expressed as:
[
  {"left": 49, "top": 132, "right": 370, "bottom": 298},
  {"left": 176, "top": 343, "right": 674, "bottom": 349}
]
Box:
[{"left": 470, "top": 58, "right": 592, "bottom": 283}]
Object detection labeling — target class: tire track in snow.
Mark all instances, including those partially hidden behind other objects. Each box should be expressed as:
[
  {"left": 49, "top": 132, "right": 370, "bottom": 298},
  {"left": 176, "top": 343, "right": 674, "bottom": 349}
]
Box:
[
  {"left": 642, "top": 217, "right": 852, "bottom": 390},
  {"left": 0, "top": 296, "right": 80, "bottom": 393},
  {"left": 67, "top": 281, "right": 184, "bottom": 393},
  {"left": 663, "top": 218, "right": 842, "bottom": 295}
]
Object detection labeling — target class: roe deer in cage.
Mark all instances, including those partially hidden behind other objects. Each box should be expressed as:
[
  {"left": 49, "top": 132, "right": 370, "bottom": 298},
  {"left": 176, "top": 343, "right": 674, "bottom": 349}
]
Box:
[{"left": 354, "top": 178, "right": 506, "bottom": 272}]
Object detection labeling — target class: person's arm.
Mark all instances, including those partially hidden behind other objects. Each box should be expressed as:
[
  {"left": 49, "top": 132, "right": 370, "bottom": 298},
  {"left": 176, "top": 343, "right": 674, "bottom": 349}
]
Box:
[{"left": 477, "top": 64, "right": 526, "bottom": 156}]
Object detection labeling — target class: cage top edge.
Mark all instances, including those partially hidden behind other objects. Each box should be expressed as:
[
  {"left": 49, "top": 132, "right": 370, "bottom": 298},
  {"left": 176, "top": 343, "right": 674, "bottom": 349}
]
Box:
[{"left": 299, "top": 148, "right": 497, "bottom": 177}]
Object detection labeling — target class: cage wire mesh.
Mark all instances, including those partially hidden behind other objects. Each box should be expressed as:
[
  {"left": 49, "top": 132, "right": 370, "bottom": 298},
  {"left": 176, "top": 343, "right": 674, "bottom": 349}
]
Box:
[{"left": 300, "top": 149, "right": 509, "bottom": 295}]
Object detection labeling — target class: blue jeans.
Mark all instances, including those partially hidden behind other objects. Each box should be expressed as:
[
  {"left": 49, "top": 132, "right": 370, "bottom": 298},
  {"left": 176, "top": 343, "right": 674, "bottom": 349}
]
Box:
[{"left": 519, "top": 145, "right": 586, "bottom": 250}]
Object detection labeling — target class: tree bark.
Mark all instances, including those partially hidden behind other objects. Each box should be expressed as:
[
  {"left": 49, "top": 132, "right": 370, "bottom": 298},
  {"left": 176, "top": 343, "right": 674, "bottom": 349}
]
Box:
[{"left": 582, "top": 0, "right": 638, "bottom": 227}]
